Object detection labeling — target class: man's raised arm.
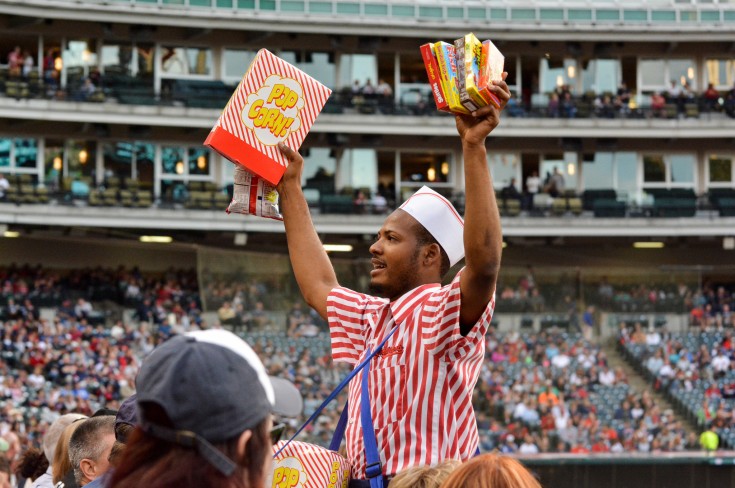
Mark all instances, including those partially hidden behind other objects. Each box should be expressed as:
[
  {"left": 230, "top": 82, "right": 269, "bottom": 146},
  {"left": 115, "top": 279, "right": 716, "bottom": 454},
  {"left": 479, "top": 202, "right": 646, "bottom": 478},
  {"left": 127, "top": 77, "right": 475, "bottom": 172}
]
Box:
[
  {"left": 276, "top": 143, "right": 338, "bottom": 320},
  {"left": 455, "top": 75, "right": 511, "bottom": 329}
]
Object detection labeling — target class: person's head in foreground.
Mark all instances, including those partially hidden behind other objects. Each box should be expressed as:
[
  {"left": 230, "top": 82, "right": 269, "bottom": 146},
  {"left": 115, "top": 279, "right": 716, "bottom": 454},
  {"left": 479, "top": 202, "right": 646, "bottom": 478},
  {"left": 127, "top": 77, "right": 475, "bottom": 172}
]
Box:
[
  {"left": 390, "top": 459, "right": 461, "bottom": 488},
  {"left": 69, "top": 415, "right": 116, "bottom": 486},
  {"left": 369, "top": 186, "right": 464, "bottom": 300},
  {"left": 110, "top": 329, "right": 303, "bottom": 488},
  {"left": 440, "top": 453, "right": 541, "bottom": 488}
]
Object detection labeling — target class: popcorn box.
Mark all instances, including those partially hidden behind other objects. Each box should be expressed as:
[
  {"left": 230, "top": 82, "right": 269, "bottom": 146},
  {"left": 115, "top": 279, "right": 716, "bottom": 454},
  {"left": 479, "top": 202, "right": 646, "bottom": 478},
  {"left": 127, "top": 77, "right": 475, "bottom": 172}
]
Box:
[
  {"left": 204, "top": 49, "right": 332, "bottom": 185},
  {"left": 268, "top": 440, "right": 350, "bottom": 488}
]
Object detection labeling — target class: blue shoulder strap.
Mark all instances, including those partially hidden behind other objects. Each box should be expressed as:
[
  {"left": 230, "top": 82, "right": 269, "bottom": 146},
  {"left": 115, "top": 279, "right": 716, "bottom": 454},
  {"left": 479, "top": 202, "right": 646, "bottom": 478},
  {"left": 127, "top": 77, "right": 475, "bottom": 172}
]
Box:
[
  {"left": 275, "top": 324, "right": 400, "bottom": 459},
  {"left": 361, "top": 347, "right": 383, "bottom": 488}
]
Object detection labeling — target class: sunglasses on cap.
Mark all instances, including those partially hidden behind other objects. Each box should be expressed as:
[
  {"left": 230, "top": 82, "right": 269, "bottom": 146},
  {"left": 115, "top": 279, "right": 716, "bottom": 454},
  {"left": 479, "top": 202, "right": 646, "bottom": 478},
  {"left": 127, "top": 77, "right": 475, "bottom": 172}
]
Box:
[{"left": 270, "top": 423, "right": 286, "bottom": 445}]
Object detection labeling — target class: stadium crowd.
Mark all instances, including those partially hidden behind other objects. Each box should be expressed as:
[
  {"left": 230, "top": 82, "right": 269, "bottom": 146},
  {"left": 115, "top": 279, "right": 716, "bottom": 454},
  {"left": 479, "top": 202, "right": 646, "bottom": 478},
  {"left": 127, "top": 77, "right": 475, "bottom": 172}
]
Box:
[{"left": 0, "top": 264, "right": 731, "bottom": 486}]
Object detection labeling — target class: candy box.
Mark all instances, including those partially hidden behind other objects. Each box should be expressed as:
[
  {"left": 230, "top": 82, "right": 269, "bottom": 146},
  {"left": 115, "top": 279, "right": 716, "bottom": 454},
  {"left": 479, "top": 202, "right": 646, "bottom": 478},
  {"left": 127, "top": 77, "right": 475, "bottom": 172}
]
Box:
[{"left": 205, "top": 49, "right": 332, "bottom": 185}]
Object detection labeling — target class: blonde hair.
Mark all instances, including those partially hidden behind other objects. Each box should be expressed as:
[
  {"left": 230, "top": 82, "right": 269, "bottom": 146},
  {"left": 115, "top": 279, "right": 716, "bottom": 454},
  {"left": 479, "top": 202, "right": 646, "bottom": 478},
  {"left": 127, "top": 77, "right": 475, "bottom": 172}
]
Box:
[
  {"left": 52, "top": 420, "right": 85, "bottom": 484},
  {"left": 390, "top": 460, "right": 461, "bottom": 488},
  {"left": 440, "top": 454, "right": 541, "bottom": 488}
]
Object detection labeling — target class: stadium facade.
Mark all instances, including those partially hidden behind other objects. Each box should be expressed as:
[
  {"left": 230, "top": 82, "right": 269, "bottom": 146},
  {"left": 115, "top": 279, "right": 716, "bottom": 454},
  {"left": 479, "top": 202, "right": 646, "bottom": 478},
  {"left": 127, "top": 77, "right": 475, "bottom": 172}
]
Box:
[{"left": 0, "top": 0, "right": 734, "bottom": 269}]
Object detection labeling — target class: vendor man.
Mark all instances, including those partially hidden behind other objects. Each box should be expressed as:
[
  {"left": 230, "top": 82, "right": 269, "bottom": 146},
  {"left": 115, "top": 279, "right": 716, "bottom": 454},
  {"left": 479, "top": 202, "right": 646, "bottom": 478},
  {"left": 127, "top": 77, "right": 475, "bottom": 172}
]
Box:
[{"left": 276, "top": 75, "right": 510, "bottom": 486}]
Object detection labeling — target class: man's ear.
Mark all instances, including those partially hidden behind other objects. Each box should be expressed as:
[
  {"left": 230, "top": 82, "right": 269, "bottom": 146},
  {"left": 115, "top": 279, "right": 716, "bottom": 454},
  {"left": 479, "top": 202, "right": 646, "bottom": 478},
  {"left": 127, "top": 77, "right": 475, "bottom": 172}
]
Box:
[
  {"left": 79, "top": 458, "right": 96, "bottom": 481},
  {"left": 237, "top": 429, "right": 253, "bottom": 459},
  {"left": 422, "top": 243, "right": 441, "bottom": 268}
]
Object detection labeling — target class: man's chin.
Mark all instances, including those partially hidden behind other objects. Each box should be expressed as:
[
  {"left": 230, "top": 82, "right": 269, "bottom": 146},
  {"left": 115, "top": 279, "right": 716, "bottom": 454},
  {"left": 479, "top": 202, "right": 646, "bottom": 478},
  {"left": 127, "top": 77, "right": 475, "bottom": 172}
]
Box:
[{"left": 369, "top": 280, "right": 387, "bottom": 297}]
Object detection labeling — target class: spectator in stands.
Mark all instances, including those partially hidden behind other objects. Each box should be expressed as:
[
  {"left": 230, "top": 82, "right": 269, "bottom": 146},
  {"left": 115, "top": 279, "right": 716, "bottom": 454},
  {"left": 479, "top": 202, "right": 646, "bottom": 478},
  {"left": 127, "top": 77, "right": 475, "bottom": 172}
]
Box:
[
  {"left": 7, "top": 46, "right": 22, "bottom": 77},
  {"left": 276, "top": 77, "right": 509, "bottom": 483},
  {"left": 440, "top": 453, "right": 541, "bottom": 488},
  {"left": 703, "top": 83, "right": 720, "bottom": 112},
  {"left": 109, "top": 329, "right": 301, "bottom": 488},
  {"left": 376, "top": 79, "right": 392, "bottom": 98},
  {"left": 0, "top": 173, "right": 9, "bottom": 200},
  {"left": 725, "top": 83, "right": 735, "bottom": 118},
  {"left": 76, "top": 78, "right": 97, "bottom": 102},
  {"left": 69, "top": 416, "right": 115, "bottom": 487},
  {"left": 501, "top": 178, "right": 523, "bottom": 204},
  {"left": 524, "top": 171, "right": 540, "bottom": 211},
  {"left": 546, "top": 167, "right": 565, "bottom": 197},
  {"left": 84, "top": 396, "right": 138, "bottom": 488},
  {"left": 650, "top": 92, "right": 666, "bottom": 118},
  {"left": 389, "top": 460, "right": 459, "bottom": 488},
  {"left": 547, "top": 93, "right": 560, "bottom": 117},
  {"left": 22, "top": 50, "right": 34, "bottom": 79},
  {"left": 560, "top": 92, "right": 577, "bottom": 118},
  {"left": 33, "top": 413, "right": 87, "bottom": 488},
  {"left": 74, "top": 298, "right": 93, "bottom": 320},
  {"left": 217, "top": 301, "right": 237, "bottom": 326},
  {"left": 17, "top": 447, "right": 47, "bottom": 485}
]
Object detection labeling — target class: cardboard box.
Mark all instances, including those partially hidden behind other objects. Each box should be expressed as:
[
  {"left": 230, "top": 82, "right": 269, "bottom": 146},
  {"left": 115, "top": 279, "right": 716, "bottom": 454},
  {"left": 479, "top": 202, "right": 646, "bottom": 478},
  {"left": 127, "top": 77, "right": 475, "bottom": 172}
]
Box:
[
  {"left": 454, "top": 36, "right": 480, "bottom": 112},
  {"left": 204, "top": 49, "right": 332, "bottom": 185},
  {"left": 420, "top": 43, "right": 451, "bottom": 113},
  {"left": 432, "top": 42, "right": 470, "bottom": 115},
  {"left": 478, "top": 39, "right": 505, "bottom": 108}
]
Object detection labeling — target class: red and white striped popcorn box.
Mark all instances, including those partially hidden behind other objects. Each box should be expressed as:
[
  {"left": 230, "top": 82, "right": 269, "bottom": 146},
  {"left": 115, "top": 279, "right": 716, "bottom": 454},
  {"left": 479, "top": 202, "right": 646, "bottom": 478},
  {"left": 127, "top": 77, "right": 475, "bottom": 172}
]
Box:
[
  {"left": 204, "top": 49, "right": 332, "bottom": 185},
  {"left": 267, "top": 440, "right": 350, "bottom": 488}
]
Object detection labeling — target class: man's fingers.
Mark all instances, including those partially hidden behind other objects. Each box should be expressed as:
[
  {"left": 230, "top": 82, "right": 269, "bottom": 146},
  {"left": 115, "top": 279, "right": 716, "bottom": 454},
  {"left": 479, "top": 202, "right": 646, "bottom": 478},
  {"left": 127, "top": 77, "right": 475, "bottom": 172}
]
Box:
[{"left": 277, "top": 142, "right": 295, "bottom": 159}]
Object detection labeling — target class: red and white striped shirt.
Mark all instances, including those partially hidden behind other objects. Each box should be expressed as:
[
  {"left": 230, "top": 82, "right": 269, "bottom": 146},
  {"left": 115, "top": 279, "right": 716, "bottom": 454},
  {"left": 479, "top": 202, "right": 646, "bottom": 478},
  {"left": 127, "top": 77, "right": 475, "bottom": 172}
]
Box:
[{"left": 327, "top": 269, "right": 495, "bottom": 478}]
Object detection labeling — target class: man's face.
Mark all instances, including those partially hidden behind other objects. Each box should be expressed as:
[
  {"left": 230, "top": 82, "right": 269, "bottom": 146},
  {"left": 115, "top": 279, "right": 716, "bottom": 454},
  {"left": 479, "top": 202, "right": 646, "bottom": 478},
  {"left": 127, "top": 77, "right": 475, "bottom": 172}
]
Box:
[
  {"left": 368, "top": 210, "right": 423, "bottom": 300},
  {"left": 84, "top": 432, "right": 115, "bottom": 484}
]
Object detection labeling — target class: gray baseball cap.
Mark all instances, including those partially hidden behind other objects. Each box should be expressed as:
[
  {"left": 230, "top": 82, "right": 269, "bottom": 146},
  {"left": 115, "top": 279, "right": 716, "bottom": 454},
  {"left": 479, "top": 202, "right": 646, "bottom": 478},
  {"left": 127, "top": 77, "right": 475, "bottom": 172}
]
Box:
[{"left": 135, "top": 329, "right": 303, "bottom": 475}]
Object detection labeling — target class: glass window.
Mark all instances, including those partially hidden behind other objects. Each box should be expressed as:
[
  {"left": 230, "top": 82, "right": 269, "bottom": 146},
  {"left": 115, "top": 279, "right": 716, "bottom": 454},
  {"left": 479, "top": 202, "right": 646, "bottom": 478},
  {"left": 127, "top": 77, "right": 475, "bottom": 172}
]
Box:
[
  {"left": 541, "top": 152, "right": 578, "bottom": 190},
  {"left": 541, "top": 58, "right": 577, "bottom": 93},
  {"left": 161, "top": 47, "right": 212, "bottom": 77},
  {"left": 639, "top": 59, "right": 696, "bottom": 92},
  {"left": 101, "top": 44, "right": 134, "bottom": 76},
  {"left": 135, "top": 143, "right": 155, "bottom": 186},
  {"left": 705, "top": 59, "right": 735, "bottom": 89},
  {"left": 14, "top": 139, "right": 37, "bottom": 169},
  {"left": 66, "top": 141, "right": 95, "bottom": 179},
  {"left": 669, "top": 59, "right": 696, "bottom": 90},
  {"left": 640, "top": 60, "right": 666, "bottom": 87},
  {"left": 188, "top": 148, "right": 211, "bottom": 176},
  {"left": 581, "top": 59, "right": 620, "bottom": 94},
  {"left": 0, "top": 139, "right": 10, "bottom": 168},
  {"left": 615, "top": 152, "right": 638, "bottom": 203},
  {"left": 488, "top": 153, "right": 520, "bottom": 190},
  {"left": 302, "top": 147, "right": 337, "bottom": 193},
  {"left": 670, "top": 155, "right": 695, "bottom": 184},
  {"left": 339, "top": 54, "right": 377, "bottom": 90},
  {"left": 400, "top": 152, "right": 451, "bottom": 185},
  {"left": 223, "top": 49, "right": 257, "bottom": 80},
  {"left": 708, "top": 155, "right": 732, "bottom": 183},
  {"left": 643, "top": 155, "right": 666, "bottom": 183},
  {"left": 44, "top": 141, "right": 64, "bottom": 190},
  {"left": 162, "top": 146, "right": 185, "bottom": 175},
  {"left": 338, "top": 149, "right": 378, "bottom": 191},
  {"left": 281, "top": 51, "right": 336, "bottom": 89},
  {"left": 103, "top": 142, "right": 134, "bottom": 180},
  {"left": 582, "top": 152, "right": 614, "bottom": 189}
]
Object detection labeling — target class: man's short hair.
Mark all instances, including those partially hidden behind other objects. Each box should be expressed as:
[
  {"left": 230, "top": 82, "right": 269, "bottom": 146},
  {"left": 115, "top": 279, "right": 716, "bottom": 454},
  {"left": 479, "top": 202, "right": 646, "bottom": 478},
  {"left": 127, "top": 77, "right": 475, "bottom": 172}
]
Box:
[
  {"left": 414, "top": 221, "right": 451, "bottom": 277},
  {"left": 69, "top": 416, "right": 115, "bottom": 485}
]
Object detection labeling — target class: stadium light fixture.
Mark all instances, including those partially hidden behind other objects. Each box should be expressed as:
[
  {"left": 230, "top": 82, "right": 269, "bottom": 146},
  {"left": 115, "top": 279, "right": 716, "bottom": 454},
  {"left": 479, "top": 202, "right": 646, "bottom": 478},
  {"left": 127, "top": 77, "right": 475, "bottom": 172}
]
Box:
[
  {"left": 140, "top": 235, "right": 173, "bottom": 243},
  {"left": 502, "top": 242, "right": 507, "bottom": 248},
  {"left": 633, "top": 241, "right": 664, "bottom": 249},
  {"left": 323, "top": 244, "right": 353, "bottom": 252},
  {"left": 3, "top": 231, "right": 20, "bottom": 238}
]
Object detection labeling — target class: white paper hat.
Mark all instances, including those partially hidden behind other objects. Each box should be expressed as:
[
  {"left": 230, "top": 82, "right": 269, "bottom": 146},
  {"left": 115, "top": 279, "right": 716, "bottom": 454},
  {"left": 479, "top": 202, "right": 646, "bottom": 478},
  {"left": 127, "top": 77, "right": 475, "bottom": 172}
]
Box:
[{"left": 399, "top": 186, "right": 464, "bottom": 267}]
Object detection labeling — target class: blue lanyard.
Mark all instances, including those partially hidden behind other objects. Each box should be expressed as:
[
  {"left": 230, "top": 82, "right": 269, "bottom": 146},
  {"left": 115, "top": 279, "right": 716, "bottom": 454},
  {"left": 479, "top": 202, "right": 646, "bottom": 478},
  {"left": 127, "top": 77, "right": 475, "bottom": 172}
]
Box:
[{"left": 274, "top": 323, "right": 400, "bottom": 460}]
